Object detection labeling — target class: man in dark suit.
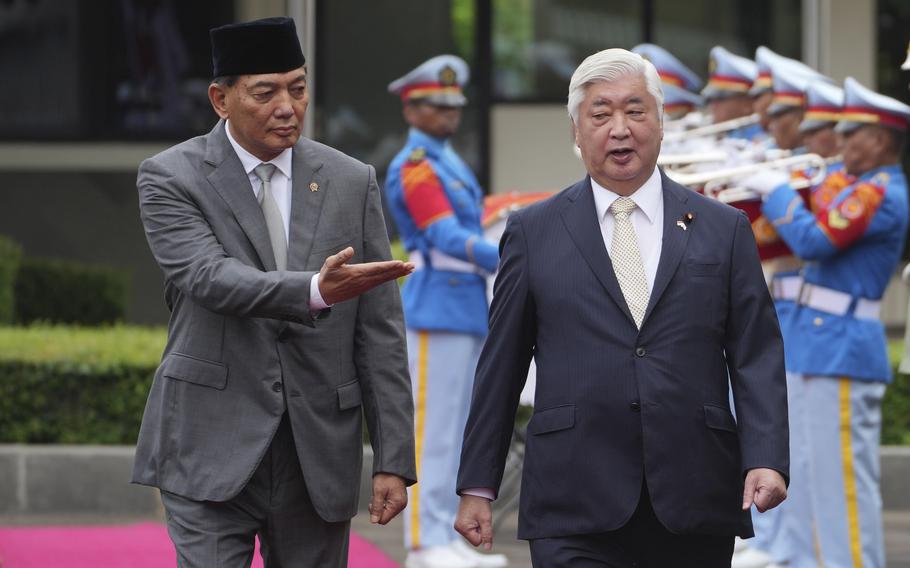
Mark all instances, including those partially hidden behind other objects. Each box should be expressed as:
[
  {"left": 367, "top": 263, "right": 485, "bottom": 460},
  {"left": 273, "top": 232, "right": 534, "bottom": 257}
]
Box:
[
  {"left": 454, "top": 48, "right": 789, "bottom": 567},
  {"left": 132, "top": 17, "right": 416, "bottom": 567}
]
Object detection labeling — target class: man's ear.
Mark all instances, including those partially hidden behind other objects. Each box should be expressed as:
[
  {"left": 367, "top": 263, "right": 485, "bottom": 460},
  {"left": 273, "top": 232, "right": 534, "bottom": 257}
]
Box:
[{"left": 208, "top": 83, "right": 230, "bottom": 119}]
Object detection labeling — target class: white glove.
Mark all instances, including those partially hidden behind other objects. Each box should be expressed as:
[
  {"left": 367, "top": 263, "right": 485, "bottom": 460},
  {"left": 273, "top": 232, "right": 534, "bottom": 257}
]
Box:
[{"left": 742, "top": 170, "right": 790, "bottom": 198}]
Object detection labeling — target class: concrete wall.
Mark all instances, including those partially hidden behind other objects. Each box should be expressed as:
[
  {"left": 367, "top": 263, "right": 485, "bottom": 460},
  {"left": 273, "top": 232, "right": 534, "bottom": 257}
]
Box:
[
  {"left": 1, "top": 445, "right": 908, "bottom": 516},
  {"left": 490, "top": 104, "right": 585, "bottom": 195},
  {"left": 803, "top": 0, "right": 877, "bottom": 85}
]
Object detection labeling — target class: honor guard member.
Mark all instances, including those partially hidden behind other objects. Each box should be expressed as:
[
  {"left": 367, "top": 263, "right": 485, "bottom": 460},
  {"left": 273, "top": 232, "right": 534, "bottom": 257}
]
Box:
[
  {"left": 800, "top": 80, "right": 846, "bottom": 160},
  {"left": 751, "top": 46, "right": 821, "bottom": 134},
  {"left": 765, "top": 64, "right": 830, "bottom": 153},
  {"left": 745, "top": 77, "right": 910, "bottom": 568},
  {"left": 701, "top": 46, "right": 765, "bottom": 142},
  {"left": 661, "top": 83, "right": 705, "bottom": 121},
  {"left": 631, "top": 44, "right": 705, "bottom": 123},
  {"left": 631, "top": 43, "right": 703, "bottom": 92},
  {"left": 385, "top": 55, "right": 508, "bottom": 568},
  {"left": 735, "top": 64, "right": 835, "bottom": 568}
]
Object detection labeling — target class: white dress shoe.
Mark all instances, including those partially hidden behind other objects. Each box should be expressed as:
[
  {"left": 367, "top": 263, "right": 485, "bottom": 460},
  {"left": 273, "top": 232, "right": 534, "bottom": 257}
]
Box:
[
  {"left": 731, "top": 546, "right": 773, "bottom": 568},
  {"left": 405, "top": 544, "right": 478, "bottom": 568},
  {"left": 450, "top": 538, "right": 509, "bottom": 567}
]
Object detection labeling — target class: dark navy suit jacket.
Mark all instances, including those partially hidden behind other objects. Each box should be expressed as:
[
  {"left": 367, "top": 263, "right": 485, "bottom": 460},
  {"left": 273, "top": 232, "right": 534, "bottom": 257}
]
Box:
[{"left": 457, "top": 171, "right": 789, "bottom": 540}]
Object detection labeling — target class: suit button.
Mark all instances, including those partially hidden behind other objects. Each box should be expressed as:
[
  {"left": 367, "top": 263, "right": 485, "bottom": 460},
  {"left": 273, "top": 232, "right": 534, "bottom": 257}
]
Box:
[
  {"left": 272, "top": 381, "right": 283, "bottom": 393},
  {"left": 630, "top": 402, "right": 641, "bottom": 412},
  {"left": 635, "top": 347, "right": 646, "bottom": 357}
]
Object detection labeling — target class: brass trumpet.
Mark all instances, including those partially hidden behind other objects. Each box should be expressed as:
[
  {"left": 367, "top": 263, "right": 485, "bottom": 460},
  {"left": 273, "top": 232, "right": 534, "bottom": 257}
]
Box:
[
  {"left": 665, "top": 153, "right": 829, "bottom": 202},
  {"left": 663, "top": 113, "right": 760, "bottom": 142}
]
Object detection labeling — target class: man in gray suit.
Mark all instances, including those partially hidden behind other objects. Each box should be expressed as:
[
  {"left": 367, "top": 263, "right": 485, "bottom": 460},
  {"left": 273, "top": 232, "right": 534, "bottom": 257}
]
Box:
[{"left": 132, "top": 17, "right": 416, "bottom": 567}]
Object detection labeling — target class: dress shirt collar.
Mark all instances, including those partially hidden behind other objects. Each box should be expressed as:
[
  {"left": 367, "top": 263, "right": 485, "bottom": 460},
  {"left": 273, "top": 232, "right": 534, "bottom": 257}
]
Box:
[
  {"left": 408, "top": 127, "right": 449, "bottom": 158},
  {"left": 224, "top": 120, "right": 293, "bottom": 179},
  {"left": 591, "top": 166, "right": 663, "bottom": 224}
]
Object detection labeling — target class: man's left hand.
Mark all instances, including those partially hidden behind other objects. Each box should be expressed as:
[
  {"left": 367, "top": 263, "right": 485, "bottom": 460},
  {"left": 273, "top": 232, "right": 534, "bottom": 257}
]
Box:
[
  {"left": 369, "top": 473, "right": 408, "bottom": 524},
  {"left": 743, "top": 467, "right": 787, "bottom": 512}
]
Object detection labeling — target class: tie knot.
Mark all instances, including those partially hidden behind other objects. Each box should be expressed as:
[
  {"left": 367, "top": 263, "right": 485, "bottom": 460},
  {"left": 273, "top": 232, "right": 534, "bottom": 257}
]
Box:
[
  {"left": 254, "top": 163, "right": 277, "bottom": 183},
  {"left": 610, "top": 196, "right": 637, "bottom": 218}
]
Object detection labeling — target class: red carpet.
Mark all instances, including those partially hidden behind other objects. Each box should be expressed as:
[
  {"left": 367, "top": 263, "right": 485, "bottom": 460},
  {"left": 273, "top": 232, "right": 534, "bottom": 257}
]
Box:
[{"left": 0, "top": 523, "right": 399, "bottom": 568}]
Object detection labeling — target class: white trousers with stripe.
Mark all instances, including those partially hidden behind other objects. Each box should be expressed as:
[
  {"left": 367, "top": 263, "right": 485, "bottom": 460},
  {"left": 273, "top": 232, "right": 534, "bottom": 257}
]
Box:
[
  {"left": 750, "top": 372, "right": 815, "bottom": 564},
  {"left": 403, "top": 329, "right": 483, "bottom": 550},
  {"left": 785, "top": 375, "right": 887, "bottom": 568}
]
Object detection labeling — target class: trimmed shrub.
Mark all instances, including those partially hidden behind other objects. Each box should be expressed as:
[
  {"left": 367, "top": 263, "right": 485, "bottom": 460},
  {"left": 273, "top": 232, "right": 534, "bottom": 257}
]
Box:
[
  {"left": 0, "top": 325, "right": 165, "bottom": 444},
  {"left": 885, "top": 341, "right": 910, "bottom": 444},
  {"left": 0, "top": 325, "right": 908, "bottom": 445},
  {"left": 0, "top": 236, "right": 22, "bottom": 324},
  {"left": 15, "top": 257, "right": 129, "bottom": 325}
]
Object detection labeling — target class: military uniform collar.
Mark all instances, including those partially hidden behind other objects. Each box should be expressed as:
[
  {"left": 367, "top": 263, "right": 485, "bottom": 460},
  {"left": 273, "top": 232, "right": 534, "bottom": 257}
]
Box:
[{"left": 408, "top": 127, "right": 449, "bottom": 158}]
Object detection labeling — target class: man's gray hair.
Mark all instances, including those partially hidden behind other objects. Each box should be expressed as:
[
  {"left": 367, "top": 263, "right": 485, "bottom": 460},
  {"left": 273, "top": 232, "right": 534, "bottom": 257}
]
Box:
[{"left": 567, "top": 48, "right": 664, "bottom": 123}]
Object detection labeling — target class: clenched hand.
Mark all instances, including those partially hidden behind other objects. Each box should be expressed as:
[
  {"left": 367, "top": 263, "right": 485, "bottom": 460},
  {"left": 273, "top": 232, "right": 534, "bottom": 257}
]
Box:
[
  {"left": 454, "top": 495, "right": 495, "bottom": 551},
  {"left": 369, "top": 473, "right": 408, "bottom": 525},
  {"left": 743, "top": 467, "right": 787, "bottom": 512}
]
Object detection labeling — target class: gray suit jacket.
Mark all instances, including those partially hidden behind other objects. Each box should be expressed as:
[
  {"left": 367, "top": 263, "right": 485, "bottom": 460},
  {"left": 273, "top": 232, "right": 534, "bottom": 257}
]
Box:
[{"left": 132, "top": 121, "right": 415, "bottom": 522}]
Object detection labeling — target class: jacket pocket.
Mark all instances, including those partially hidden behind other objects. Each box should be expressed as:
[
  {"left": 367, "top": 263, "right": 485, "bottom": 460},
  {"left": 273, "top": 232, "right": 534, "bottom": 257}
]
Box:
[
  {"left": 704, "top": 404, "right": 737, "bottom": 433},
  {"left": 162, "top": 353, "right": 228, "bottom": 390},
  {"left": 337, "top": 379, "right": 363, "bottom": 410},
  {"left": 527, "top": 404, "right": 575, "bottom": 435},
  {"left": 688, "top": 261, "right": 721, "bottom": 277}
]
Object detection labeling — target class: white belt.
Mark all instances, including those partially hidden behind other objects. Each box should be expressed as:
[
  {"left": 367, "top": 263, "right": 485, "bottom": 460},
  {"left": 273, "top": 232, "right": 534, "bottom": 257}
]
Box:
[
  {"left": 771, "top": 275, "right": 802, "bottom": 301},
  {"left": 408, "top": 249, "right": 480, "bottom": 274},
  {"left": 797, "top": 283, "right": 881, "bottom": 321}
]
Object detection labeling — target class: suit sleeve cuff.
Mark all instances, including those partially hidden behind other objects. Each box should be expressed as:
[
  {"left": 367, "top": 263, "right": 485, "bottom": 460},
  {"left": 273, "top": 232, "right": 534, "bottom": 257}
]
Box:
[
  {"left": 309, "top": 273, "right": 332, "bottom": 310},
  {"left": 460, "top": 487, "right": 496, "bottom": 501}
]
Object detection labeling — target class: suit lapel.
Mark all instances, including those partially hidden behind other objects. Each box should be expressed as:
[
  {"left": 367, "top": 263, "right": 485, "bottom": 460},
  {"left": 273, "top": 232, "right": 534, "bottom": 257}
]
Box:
[
  {"left": 204, "top": 121, "right": 276, "bottom": 271},
  {"left": 642, "top": 171, "right": 691, "bottom": 325},
  {"left": 559, "top": 178, "right": 636, "bottom": 327},
  {"left": 287, "top": 139, "right": 327, "bottom": 271}
]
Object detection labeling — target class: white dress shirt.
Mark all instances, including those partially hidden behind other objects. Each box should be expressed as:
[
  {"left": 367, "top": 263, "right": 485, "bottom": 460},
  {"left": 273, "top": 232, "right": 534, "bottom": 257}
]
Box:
[
  {"left": 591, "top": 165, "right": 664, "bottom": 293},
  {"left": 225, "top": 121, "right": 328, "bottom": 310},
  {"left": 462, "top": 166, "right": 664, "bottom": 502}
]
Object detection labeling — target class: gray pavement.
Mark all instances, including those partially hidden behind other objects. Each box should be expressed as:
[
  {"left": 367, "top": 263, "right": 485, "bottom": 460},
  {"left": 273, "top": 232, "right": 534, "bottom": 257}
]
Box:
[
  {"left": 0, "top": 506, "right": 907, "bottom": 567},
  {"left": 352, "top": 509, "right": 910, "bottom": 568}
]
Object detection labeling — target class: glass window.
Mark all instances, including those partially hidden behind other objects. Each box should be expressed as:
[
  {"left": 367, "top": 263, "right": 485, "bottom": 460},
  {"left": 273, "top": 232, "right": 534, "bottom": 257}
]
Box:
[
  {"left": 652, "top": 0, "right": 801, "bottom": 82},
  {"left": 493, "top": 0, "right": 644, "bottom": 101},
  {"left": 315, "top": 0, "right": 482, "bottom": 179},
  {"left": 0, "top": 0, "right": 233, "bottom": 141}
]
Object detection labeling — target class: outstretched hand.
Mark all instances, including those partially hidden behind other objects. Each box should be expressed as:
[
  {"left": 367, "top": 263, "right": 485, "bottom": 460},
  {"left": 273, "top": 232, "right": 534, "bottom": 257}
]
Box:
[
  {"left": 743, "top": 467, "right": 787, "bottom": 512},
  {"left": 454, "top": 495, "right": 495, "bottom": 551},
  {"left": 318, "top": 247, "right": 414, "bottom": 305}
]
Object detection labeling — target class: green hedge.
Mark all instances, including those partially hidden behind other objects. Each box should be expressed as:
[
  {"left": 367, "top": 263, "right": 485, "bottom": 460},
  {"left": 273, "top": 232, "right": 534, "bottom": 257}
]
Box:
[
  {"left": 0, "top": 325, "right": 908, "bottom": 445},
  {"left": 15, "top": 257, "right": 129, "bottom": 325},
  {"left": 0, "top": 237, "right": 22, "bottom": 324},
  {"left": 884, "top": 341, "right": 910, "bottom": 444},
  {"left": 0, "top": 325, "right": 165, "bottom": 444}
]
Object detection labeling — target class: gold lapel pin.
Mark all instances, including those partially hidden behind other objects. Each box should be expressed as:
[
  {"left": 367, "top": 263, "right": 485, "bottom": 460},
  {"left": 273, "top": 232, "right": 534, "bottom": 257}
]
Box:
[
  {"left": 309, "top": 182, "right": 319, "bottom": 192},
  {"left": 676, "top": 220, "right": 687, "bottom": 231}
]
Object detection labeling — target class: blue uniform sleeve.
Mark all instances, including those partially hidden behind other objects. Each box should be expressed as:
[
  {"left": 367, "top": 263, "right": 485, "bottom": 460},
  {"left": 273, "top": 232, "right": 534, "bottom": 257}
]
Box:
[{"left": 401, "top": 158, "right": 499, "bottom": 273}]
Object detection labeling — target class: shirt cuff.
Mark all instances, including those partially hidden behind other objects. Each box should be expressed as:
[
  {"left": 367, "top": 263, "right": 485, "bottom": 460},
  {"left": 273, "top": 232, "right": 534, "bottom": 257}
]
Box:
[
  {"left": 309, "top": 273, "right": 331, "bottom": 310},
  {"left": 461, "top": 487, "right": 496, "bottom": 501}
]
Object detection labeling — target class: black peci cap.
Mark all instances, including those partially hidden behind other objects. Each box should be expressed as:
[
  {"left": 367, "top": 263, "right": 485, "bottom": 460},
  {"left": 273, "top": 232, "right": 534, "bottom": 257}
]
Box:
[{"left": 210, "top": 17, "right": 306, "bottom": 78}]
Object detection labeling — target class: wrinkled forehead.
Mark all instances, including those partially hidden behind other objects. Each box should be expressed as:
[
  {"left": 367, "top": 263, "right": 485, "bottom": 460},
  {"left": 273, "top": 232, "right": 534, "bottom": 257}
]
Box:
[{"left": 584, "top": 76, "right": 653, "bottom": 107}]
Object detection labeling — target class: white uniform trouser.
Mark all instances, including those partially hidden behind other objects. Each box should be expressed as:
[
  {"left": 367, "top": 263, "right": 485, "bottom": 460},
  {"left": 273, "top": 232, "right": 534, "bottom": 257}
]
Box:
[
  {"left": 782, "top": 374, "right": 886, "bottom": 568},
  {"left": 403, "top": 329, "right": 483, "bottom": 550},
  {"left": 750, "top": 372, "right": 814, "bottom": 564}
]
